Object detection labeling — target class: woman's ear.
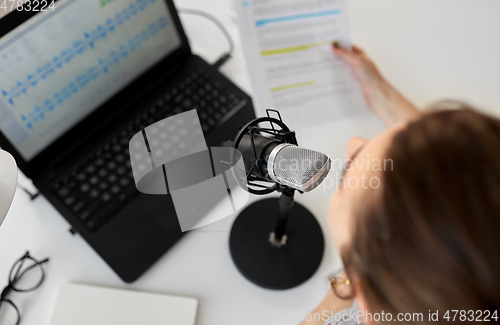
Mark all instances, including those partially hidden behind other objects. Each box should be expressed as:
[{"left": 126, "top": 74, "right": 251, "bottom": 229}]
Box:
[{"left": 346, "top": 137, "right": 368, "bottom": 160}]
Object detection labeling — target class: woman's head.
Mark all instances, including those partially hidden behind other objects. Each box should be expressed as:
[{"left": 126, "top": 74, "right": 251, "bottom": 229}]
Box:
[{"left": 329, "top": 108, "right": 500, "bottom": 324}]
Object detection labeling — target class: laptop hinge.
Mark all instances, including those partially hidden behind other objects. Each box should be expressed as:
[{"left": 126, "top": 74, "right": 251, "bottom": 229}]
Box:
[{"left": 46, "top": 60, "right": 186, "bottom": 172}]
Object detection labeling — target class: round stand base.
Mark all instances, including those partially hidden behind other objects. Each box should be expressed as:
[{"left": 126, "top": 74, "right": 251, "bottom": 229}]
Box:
[{"left": 229, "top": 198, "right": 324, "bottom": 290}]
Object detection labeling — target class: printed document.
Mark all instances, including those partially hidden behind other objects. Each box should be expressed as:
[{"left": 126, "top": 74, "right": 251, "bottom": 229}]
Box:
[{"left": 235, "top": 0, "right": 369, "bottom": 129}]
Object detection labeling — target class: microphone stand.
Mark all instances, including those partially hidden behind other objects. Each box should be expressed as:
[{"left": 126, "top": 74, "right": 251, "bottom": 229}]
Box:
[{"left": 269, "top": 187, "right": 294, "bottom": 247}]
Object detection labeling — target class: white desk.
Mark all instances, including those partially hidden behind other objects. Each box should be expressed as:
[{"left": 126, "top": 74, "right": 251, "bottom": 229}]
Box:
[{"left": 1, "top": 1, "right": 499, "bottom": 324}]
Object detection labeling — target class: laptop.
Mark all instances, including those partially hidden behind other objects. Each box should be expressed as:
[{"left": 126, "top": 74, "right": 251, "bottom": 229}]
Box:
[
  {"left": 0, "top": 0, "right": 255, "bottom": 282},
  {"left": 50, "top": 283, "right": 198, "bottom": 325}
]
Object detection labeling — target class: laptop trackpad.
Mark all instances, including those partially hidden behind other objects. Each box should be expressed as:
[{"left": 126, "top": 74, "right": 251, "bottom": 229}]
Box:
[{"left": 140, "top": 195, "right": 180, "bottom": 233}]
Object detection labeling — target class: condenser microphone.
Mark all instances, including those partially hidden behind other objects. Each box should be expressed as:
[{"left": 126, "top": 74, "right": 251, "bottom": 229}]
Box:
[
  {"left": 230, "top": 110, "right": 328, "bottom": 290},
  {"left": 237, "top": 133, "right": 331, "bottom": 192}
]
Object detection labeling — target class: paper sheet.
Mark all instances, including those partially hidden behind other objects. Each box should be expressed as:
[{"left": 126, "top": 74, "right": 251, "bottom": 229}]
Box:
[{"left": 235, "top": 0, "right": 369, "bottom": 129}]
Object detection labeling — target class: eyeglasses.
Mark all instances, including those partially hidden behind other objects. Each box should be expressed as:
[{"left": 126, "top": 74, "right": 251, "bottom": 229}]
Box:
[{"left": 0, "top": 251, "right": 49, "bottom": 325}]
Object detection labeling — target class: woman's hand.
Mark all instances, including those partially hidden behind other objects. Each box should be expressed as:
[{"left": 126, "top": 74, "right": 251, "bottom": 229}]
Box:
[
  {"left": 333, "top": 44, "right": 385, "bottom": 101},
  {"left": 332, "top": 44, "right": 422, "bottom": 126}
]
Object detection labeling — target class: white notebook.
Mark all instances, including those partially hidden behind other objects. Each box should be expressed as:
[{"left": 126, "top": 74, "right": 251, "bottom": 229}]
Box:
[{"left": 49, "top": 283, "right": 198, "bottom": 325}]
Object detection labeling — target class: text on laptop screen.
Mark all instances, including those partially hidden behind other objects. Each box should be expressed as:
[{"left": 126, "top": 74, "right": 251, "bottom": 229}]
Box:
[{"left": 0, "top": 0, "right": 181, "bottom": 160}]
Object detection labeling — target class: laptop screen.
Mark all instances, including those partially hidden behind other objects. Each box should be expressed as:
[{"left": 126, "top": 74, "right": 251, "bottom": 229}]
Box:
[{"left": 0, "top": 0, "right": 182, "bottom": 161}]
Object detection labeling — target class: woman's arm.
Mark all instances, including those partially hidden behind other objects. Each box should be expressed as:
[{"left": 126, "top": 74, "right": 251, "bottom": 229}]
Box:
[{"left": 332, "top": 44, "right": 422, "bottom": 126}]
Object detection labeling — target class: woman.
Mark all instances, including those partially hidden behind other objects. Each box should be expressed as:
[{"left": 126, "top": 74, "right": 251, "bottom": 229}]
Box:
[{"left": 300, "top": 44, "right": 500, "bottom": 324}]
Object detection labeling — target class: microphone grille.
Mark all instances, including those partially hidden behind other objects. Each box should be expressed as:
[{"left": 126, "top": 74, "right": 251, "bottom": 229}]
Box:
[{"left": 269, "top": 145, "right": 331, "bottom": 192}]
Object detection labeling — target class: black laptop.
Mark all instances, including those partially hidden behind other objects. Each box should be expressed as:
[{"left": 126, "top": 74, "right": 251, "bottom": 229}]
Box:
[{"left": 0, "top": 0, "right": 255, "bottom": 282}]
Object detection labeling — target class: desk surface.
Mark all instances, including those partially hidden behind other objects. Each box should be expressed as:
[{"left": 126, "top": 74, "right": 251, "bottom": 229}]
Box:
[{"left": 1, "top": 1, "right": 499, "bottom": 324}]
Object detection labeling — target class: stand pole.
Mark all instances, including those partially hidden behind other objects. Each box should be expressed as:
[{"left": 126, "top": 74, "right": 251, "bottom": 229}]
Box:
[{"left": 270, "top": 187, "right": 294, "bottom": 247}]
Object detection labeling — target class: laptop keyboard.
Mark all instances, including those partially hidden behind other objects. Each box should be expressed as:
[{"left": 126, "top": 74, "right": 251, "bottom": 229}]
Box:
[{"left": 50, "top": 67, "right": 247, "bottom": 232}]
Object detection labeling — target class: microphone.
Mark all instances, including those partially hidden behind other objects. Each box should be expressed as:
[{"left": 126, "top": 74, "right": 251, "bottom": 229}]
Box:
[
  {"left": 230, "top": 110, "right": 328, "bottom": 290},
  {"left": 237, "top": 133, "right": 331, "bottom": 192}
]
